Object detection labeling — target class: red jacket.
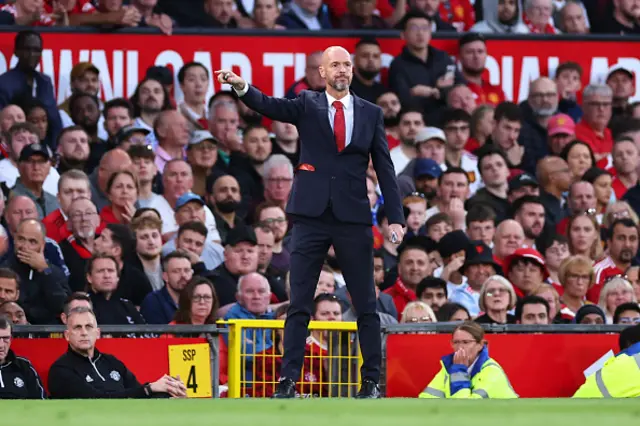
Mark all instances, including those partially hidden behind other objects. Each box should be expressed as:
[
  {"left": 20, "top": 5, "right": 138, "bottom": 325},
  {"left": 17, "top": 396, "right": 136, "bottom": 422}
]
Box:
[
  {"left": 383, "top": 278, "right": 417, "bottom": 319},
  {"left": 43, "top": 209, "right": 71, "bottom": 243},
  {"left": 467, "top": 80, "right": 505, "bottom": 106},
  {"left": 439, "top": 0, "right": 475, "bottom": 31}
]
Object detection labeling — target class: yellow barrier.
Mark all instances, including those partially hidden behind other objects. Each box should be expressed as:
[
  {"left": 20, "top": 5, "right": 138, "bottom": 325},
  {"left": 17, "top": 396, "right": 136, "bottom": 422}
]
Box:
[{"left": 224, "top": 319, "right": 361, "bottom": 398}]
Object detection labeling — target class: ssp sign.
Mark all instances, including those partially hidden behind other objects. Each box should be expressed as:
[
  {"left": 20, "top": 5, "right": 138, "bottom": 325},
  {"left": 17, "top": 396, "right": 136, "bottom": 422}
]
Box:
[{"left": 168, "top": 343, "right": 212, "bottom": 398}]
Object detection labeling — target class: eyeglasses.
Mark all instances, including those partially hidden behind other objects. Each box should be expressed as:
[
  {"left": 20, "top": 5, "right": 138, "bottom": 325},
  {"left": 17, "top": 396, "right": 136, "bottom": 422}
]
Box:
[
  {"left": 618, "top": 317, "right": 640, "bottom": 325},
  {"left": 70, "top": 211, "right": 97, "bottom": 221},
  {"left": 486, "top": 288, "right": 508, "bottom": 297},
  {"left": 585, "top": 101, "right": 612, "bottom": 109},
  {"left": 260, "top": 218, "right": 286, "bottom": 226},
  {"left": 193, "top": 295, "right": 213, "bottom": 302},
  {"left": 267, "top": 178, "right": 292, "bottom": 185},
  {"left": 567, "top": 273, "right": 591, "bottom": 282},
  {"left": 406, "top": 316, "right": 433, "bottom": 323}
]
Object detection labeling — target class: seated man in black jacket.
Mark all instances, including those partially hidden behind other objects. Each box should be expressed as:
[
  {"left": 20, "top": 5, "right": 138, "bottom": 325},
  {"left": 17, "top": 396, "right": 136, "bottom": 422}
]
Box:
[
  {"left": 1, "top": 219, "right": 69, "bottom": 324},
  {"left": 0, "top": 315, "right": 46, "bottom": 399},
  {"left": 86, "top": 254, "right": 146, "bottom": 325},
  {"left": 48, "top": 307, "right": 186, "bottom": 399}
]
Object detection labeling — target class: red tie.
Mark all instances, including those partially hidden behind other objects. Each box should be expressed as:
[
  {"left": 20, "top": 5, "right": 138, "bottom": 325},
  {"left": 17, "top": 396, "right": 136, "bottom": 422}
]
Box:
[{"left": 333, "top": 100, "right": 345, "bottom": 152}]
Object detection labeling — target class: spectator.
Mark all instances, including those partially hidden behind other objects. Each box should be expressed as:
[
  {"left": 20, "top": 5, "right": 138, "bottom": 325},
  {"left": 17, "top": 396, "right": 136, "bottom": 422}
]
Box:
[
  {"left": 177, "top": 62, "right": 209, "bottom": 132},
  {"left": 519, "top": 78, "right": 558, "bottom": 175},
  {"left": 566, "top": 212, "right": 602, "bottom": 262},
  {"left": 402, "top": 127, "right": 446, "bottom": 181},
  {"left": 154, "top": 110, "right": 190, "bottom": 174},
  {"left": 130, "top": 77, "right": 172, "bottom": 135},
  {"left": 503, "top": 247, "right": 547, "bottom": 298},
  {"left": 212, "top": 226, "right": 260, "bottom": 308},
  {"left": 0, "top": 316, "right": 46, "bottom": 399},
  {"left": 400, "top": 300, "right": 437, "bottom": 323},
  {"left": 254, "top": 225, "right": 286, "bottom": 299},
  {"left": 270, "top": 121, "right": 300, "bottom": 166},
  {"left": 238, "top": 0, "right": 286, "bottom": 29},
  {"left": 140, "top": 251, "right": 193, "bottom": 324},
  {"left": 0, "top": 269, "right": 19, "bottom": 304},
  {"left": 507, "top": 172, "right": 540, "bottom": 204},
  {"left": 573, "top": 304, "right": 605, "bottom": 324},
  {"left": 407, "top": 0, "right": 456, "bottom": 31},
  {"left": 598, "top": 276, "right": 637, "bottom": 323},
  {"left": 560, "top": 141, "right": 595, "bottom": 183},
  {"left": 0, "top": 301, "right": 28, "bottom": 325},
  {"left": 613, "top": 302, "right": 640, "bottom": 325},
  {"left": 128, "top": 144, "right": 161, "bottom": 209},
  {"left": 606, "top": 65, "right": 635, "bottom": 123},
  {"left": 102, "top": 98, "right": 135, "bottom": 149},
  {"left": 232, "top": 125, "right": 272, "bottom": 207},
  {"left": 523, "top": 0, "right": 558, "bottom": 33},
  {"left": 539, "top": 234, "right": 570, "bottom": 286},
  {"left": 450, "top": 241, "right": 500, "bottom": 316},
  {"left": 90, "top": 148, "right": 133, "bottom": 211},
  {"left": 466, "top": 147, "right": 510, "bottom": 222},
  {"left": 255, "top": 154, "right": 293, "bottom": 218},
  {"left": 376, "top": 91, "right": 402, "bottom": 149},
  {"left": 589, "top": 218, "right": 639, "bottom": 301},
  {"left": 627, "top": 265, "right": 640, "bottom": 301},
  {"left": 59, "top": 197, "right": 100, "bottom": 292},
  {"left": 189, "top": 131, "right": 226, "bottom": 197},
  {"left": 67, "top": 92, "right": 105, "bottom": 164},
  {"left": 55, "top": 126, "right": 91, "bottom": 175},
  {"left": 557, "top": 255, "right": 593, "bottom": 320},
  {"left": 531, "top": 283, "right": 562, "bottom": 323},
  {"left": 23, "top": 98, "right": 49, "bottom": 144},
  {"left": 384, "top": 237, "right": 432, "bottom": 317},
  {"left": 390, "top": 108, "right": 424, "bottom": 175},
  {"left": 175, "top": 221, "right": 208, "bottom": 266},
  {"left": 437, "top": 230, "right": 471, "bottom": 293},
  {"left": 554, "top": 62, "right": 583, "bottom": 122},
  {"left": 86, "top": 254, "right": 145, "bottom": 325},
  {"left": 1, "top": 219, "right": 69, "bottom": 324},
  {"left": 339, "top": 0, "right": 389, "bottom": 29},
  {"left": 0, "top": 31, "right": 62, "bottom": 149},
  {"left": 131, "top": 215, "right": 164, "bottom": 291},
  {"left": 475, "top": 275, "right": 517, "bottom": 324},
  {"left": 48, "top": 307, "right": 186, "bottom": 399},
  {"left": 403, "top": 194, "right": 428, "bottom": 237},
  {"left": 471, "top": 0, "right": 529, "bottom": 33},
  {"left": 435, "top": 302, "right": 471, "bottom": 322},
  {"left": 207, "top": 99, "right": 241, "bottom": 165},
  {"left": 208, "top": 175, "right": 244, "bottom": 245},
  {"left": 594, "top": 0, "right": 640, "bottom": 34},
  {"left": 458, "top": 33, "right": 505, "bottom": 106},
  {"left": 376, "top": 206, "right": 401, "bottom": 270},
  {"left": 576, "top": 84, "right": 614, "bottom": 164},
  {"left": 171, "top": 276, "right": 219, "bottom": 325},
  {"left": 425, "top": 213, "right": 453, "bottom": 242},
  {"left": 12, "top": 143, "right": 60, "bottom": 219},
  {"left": 113, "top": 124, "right": 150, "bottom": 155},
  {"left": 58, "top": 63, "right": 105, "bottom": 138},
  {"left": 131, "top": 0, "right": 173, "bottom": 34},
  {"left": 389, "top": 10, "right": 462, "bottom": 117},
  {"left": 0, "top": 123, "right": 59, "bottom": 196},
  {"left": 255, "top": 202, "right": 290, "bottom": 272},
  {"left": 560, "top": 0, "right": 588, "bottom": 33},
  {"left": 56, "top": 0, "right": 145, "bottom": 28},
  {"left": 466, "top": 205, "right": 496, "bottom": 247},
  {"left": 515, "top": 295, "right": 550, "bottom": 324},
  {"left": 468, "top": 105, "right": 494, "bottom": 153},
  {"left": 582, "top": 168, "right": 613, "bottom": 215},
  {"left": 44, "top": 171, "right": 92, "bottom": 244},
  {"left": 100, "top": 170, "right": 138, "bottom": 225},
  {"left": 537, "top": 156, "right": 572, "bottom": 228},
  {"left": 349, "top": 38, "right": 387, "bottom": 104},
  {"left": 446, "top": 85, "right": 477, "bottom": 116},
  {"left": 488, "top": 102, "right": 524, "bottom": 169},
  {"left": 94, "top": 223, "right": 153, "bottom": 306},
  {"left": 512, "top": 195, "right": 545, "bottom": 248},
  {"left": 284, "top": 51, "right": 325, "bottom": 99},
  {"left": 202, "top": 0, "right": 240, "bottom": 27},
  {"left": 546, "top": 113, "right": 576, "bottom": 156},
  {"left": 441, "top": 109, "right": 481, "bottom": 195},
  {"left": 415, "top": 276, "right": 447, "bottom": 313},
  {"left": 277, "top": 0, "right": 332, "bottom": 30},
  {"left": 426, "top": 168, "right": 469, "bottom": 231},
  {"left": 413, "top": 158, "right": 442, "bottom": 203}
]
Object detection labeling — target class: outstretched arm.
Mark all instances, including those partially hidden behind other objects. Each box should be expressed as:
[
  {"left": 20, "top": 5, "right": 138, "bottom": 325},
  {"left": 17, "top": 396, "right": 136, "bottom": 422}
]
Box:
[{"left": 215, "top": 70, "right": 303, "bottom": 124}]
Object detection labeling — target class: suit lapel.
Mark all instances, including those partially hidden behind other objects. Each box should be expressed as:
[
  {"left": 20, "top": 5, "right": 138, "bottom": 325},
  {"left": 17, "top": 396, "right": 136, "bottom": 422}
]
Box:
[
  {"left": 317, "top": 93, "right": 337, "bottom": 150},
  {"left": 350, "top": 94, "right": 364, "bottom": 149}
]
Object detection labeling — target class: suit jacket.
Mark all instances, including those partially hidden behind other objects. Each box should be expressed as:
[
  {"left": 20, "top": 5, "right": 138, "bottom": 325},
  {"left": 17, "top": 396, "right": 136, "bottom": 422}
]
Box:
[
  {"left": 0, "top": 68, "right": 63, "bottom": 149},
  {"left": 240, "top": 86, "right": 404, "bottom": 226}
]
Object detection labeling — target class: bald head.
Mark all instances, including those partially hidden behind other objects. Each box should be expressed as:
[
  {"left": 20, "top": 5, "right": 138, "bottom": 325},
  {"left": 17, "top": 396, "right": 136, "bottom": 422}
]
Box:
[
  {"left": 494, "top": 219, "right": 525, "bottom": 259},
  {"left": 97, "top": 148, "right": 132, "bottom": 192},
  {"left": 6, "top": 195, "right": 38, "bottom": 235},
  {"left": 528, "top": 77, "right": 558, "bottom": 117},
  {"left": 155, "top": 110, "right": 189, "bottom": 148},
  {"left": 537, "top": 156, "right": 570, "bottom": 190},
  {"left": 319, "top": 46, "right": 353, "bottom": 95},
  {"left": 237, "top": 272, "right": 271, "bottom": 315}
]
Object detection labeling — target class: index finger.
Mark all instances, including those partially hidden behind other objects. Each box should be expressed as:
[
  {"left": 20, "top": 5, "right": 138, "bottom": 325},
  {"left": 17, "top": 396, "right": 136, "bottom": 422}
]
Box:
[{"left": 214, "top": 70, "right": 230, "bottom": 75}]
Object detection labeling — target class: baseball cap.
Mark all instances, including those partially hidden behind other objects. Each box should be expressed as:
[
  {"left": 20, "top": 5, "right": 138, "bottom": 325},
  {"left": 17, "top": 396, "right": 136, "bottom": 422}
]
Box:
[
  {"left": 508, "top": 173, "right": 539, "bottom": 193},
  {"left": 503, "top": 248, "right": 549, "bottom": 280},
  {"left": 414, "top": 158, "right": 442, "bottom": 179},
  {"left": 115, "top": 124, "right": 150, "bottom": 145},
  {"left": 189, "top": 130, "right": 217, "bottom": 148},
  {"left": 606, "top": 64, "right": 634, "bottom": 81},
  {"left": 463, "top": 241, "right": 502, "bottom": 274},
  {"left": 226, "top": 226, "right": 257, "bottom": 246},
  {"left": 415, "top": 127, "right": 446, "bottom": 145},
  {"left": 19, "top": 143, "right": 50, "bottom": 162},
  {"left": 547, "top": 113, "right": 575, "bottom": 136},
  {"left": 71, "top": 62, "right": 99, "bottom": 80},
  {"left": 174, "top": 192, "right": 205, "bottom": 212},
  {"left": 146, "top": 65, "right": 173, "bottom": 86}
]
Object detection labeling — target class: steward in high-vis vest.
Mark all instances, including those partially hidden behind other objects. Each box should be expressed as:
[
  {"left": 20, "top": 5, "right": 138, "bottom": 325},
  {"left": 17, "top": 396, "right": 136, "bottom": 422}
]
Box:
[
  {"left": 419, "top": 321, "right": 518, "bottom": 399},
  {"left": 574, "top": 323, "right": 640, "bottom": 398}
]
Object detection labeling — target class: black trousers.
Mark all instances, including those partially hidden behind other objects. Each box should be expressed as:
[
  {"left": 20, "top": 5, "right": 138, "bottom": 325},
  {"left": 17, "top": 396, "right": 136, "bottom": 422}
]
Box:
[{"left": 280, "top": 208, "right": 381, "bottom": 383}]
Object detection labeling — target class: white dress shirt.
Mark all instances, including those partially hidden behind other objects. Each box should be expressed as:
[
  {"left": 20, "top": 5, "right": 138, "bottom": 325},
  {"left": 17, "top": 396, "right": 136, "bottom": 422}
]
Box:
[{"left": 326, "top": 92, "right": 354, "bottom": 148}]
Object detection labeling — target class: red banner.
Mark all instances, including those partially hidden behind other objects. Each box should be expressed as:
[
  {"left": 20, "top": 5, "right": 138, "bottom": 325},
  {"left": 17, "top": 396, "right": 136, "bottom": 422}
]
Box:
[
  {"left": 386, "top": 333, "right": 618, "bottom": 398},
  {"left": 11, "top": 337, "right": 207, "bottom": 391},
  {"left": 0, "top": 32, "right": 638, "bottom": 104}
]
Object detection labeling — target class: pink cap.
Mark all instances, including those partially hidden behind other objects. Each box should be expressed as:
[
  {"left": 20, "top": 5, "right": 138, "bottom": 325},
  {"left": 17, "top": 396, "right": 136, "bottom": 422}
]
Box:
[{"left": 547, "top": 113, "right": 576, "bottom": 136}]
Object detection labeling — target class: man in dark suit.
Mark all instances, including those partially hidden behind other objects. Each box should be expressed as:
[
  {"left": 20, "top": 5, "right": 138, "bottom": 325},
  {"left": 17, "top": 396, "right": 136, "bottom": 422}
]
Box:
[
  {"left": 215, "top": 46, "right": 405, "bottom": 399},
  {"left": 0, "top": 31, "right": 62, "bottom": 149}
]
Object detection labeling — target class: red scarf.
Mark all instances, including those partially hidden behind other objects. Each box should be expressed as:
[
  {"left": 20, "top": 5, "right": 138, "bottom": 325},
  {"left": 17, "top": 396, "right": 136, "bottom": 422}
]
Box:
[
  {"left": 522, "top": 13, "right": 557, "bottom": 34},
  {"left": 68, "top": 236, "right": 92, "bottom": 259}
]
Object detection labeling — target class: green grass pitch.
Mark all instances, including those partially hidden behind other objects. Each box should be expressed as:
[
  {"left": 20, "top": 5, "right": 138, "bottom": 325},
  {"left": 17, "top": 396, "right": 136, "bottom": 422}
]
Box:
[{"left": 2, "top": 399, "right": 640, "bottom": 426}]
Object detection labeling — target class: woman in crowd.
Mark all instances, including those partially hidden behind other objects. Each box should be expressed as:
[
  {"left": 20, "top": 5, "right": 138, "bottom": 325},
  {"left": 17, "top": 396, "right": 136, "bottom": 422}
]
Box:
[
  {"left": 566, "top": 212, "right": 603, "bottom": 261},
  {"left": 603, "top": 201, "right": 639, "bottom": 233},
  {"left": 436, "top": 303, "right": 471, "bottom": 322},
  {"left": 582, "top": 167, "right": 613, "bottom": 216},
  {"left": 23, "top": 98, "right": 49, "bottom": 143},
  {"left": 560, "top": 140, "right": 595, "bottom": 182},
  {"left": 419, "top": 321, "right": 518, "bottom": 399},
  {"left": 401, "top": 301, "right": 437, "bottom": 323},
  {"left": 598, "top": 276, "right": 638, "bottom": 323},
  {"left": 171, "top": 277, "right": 219, "bottom": 327},
  {"left": 574, "top": 304, "right": 606, "bottom": 325},
  {"left": 531, "top": 284, "right": 564, "bottom": 323},
  {"left": 100, "top": 170, "right": 139, "bottom": 225},
  {"left": 539, "top": 234, "right": 570, "bottom": 289},
  {"left": 557, "top": 255, "right": 594, "bottom": 321},
  {"left": 475, "top": 275, "right": 517, "bottom": 324},
  {"left": 467, "top": 105, "right": 494, "bottom": 153}
]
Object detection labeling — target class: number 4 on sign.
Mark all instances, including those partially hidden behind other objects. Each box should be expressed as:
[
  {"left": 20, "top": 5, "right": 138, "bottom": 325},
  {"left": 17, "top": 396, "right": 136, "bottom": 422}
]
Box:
[{"left": 168, "top": 343, "right": 212, "bottom": 398}]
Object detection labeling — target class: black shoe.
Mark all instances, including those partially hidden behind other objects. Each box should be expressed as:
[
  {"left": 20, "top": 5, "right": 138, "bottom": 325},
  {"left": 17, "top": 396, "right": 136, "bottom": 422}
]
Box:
[
  {"left": 272, "top": 378, "right": 296, "bottom": 399},
  {"left": 355, "top": 378, "right": 381, "bottom": 399}
]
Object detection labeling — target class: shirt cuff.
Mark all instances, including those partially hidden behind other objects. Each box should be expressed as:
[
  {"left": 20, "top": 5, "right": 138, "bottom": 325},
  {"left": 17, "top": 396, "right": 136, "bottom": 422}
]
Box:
[{"left": 234, "top": 83, "right": 249, "bottom": 97}]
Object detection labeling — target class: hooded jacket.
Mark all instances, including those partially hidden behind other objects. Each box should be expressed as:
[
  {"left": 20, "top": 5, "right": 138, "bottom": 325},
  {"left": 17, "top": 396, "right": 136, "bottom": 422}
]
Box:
[{"left": 470, "top": 0, "right": 530, "bottom": 34}]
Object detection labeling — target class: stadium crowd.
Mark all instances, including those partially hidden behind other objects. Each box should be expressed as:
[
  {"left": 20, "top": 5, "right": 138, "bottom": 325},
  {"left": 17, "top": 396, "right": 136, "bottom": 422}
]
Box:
[{"left": 1, "top": 0, "right": 640, "bottom": 399}]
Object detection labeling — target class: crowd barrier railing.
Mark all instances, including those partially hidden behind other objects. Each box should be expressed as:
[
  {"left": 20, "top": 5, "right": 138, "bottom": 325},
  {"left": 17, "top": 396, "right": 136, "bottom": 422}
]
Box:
[
  {"left": 222, "top": 319, "right": 360, "bottom": 398},
  {"left": 10, "top": 324, "right": 226, "bottom": 398},
  {"left": 382, "top": 323, "right": 627, "bottom": 398}
]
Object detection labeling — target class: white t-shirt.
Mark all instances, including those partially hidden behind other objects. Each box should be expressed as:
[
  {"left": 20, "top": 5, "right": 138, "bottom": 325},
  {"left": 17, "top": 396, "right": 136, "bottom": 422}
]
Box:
[
  {"left": 148, "top": 195, "right": 221, "bottom": 242},
  {"left": 0, "top": 158, "right": 60, "bottom": 195},
  {"left": 390, "top": 146, "right": 412, "bottom": 176}
]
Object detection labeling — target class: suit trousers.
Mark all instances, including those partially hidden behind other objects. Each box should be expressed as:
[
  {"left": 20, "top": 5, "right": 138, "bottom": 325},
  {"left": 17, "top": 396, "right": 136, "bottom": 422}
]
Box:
[{"left": 281, "top": 206, "right": 381, "bottom": 383}]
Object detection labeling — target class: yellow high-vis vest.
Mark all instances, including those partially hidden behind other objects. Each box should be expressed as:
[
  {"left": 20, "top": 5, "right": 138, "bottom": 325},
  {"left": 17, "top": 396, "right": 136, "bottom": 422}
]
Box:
[{"left": 573, "top": 352, "right": 640, "bottom": 398}]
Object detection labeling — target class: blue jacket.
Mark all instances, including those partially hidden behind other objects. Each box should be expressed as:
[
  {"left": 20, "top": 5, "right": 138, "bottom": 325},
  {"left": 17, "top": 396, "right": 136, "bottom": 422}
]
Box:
[
  {"left": 0, "top": 68, "right": 63, "bottom": 149},
  {"left": 0, "top": 234, "right": 69, "bottom": 277},
  {"left": 240, "top": 85, "right": 404, "bottom": 226},
  {"left": 276, "top": 4, "right": 332, "bottom": 30},
  {"left": 140, "top": 286, "right": 178, "bottom": 325}
]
